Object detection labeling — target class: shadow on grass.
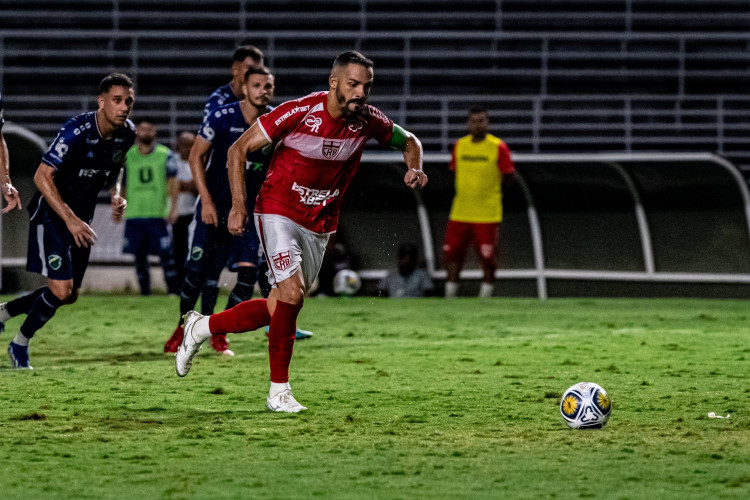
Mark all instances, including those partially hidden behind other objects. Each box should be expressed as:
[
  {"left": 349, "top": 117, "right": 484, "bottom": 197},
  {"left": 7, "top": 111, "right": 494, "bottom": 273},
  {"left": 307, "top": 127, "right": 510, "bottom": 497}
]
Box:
[{"left": 54, "top": 351, "right": 171, "bottom": 365}]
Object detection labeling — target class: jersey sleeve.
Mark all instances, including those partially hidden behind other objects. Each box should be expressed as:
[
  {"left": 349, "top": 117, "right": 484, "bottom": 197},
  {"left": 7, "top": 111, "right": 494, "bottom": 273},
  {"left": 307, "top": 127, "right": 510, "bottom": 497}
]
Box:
[
  {"left": 365, "top": 106, "right": 394, "bottom": 145},
  {"left": 497, "top": 141, "right": 515, "bottom": 174},
  {"left": 40, "top": 117, "right": 86, "bottom": 171},
  {"left": 257, "top": 97, "right": 310, "bottom": 143},
  {"left": 203, "top": 94, "right": 221, "bottom": 121},
  {"left": 198, "top": 109, "right": 224, "bottom": 144},
  {"left": 0, "top": 93, "right": 5, "bottom": 131}
]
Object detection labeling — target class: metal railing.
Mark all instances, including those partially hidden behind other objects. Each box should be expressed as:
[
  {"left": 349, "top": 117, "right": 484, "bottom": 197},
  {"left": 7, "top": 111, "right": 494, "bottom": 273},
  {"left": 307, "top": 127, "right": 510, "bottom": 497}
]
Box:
[{"left": 1, "top": 1, "right": 749, "bottom": 161}]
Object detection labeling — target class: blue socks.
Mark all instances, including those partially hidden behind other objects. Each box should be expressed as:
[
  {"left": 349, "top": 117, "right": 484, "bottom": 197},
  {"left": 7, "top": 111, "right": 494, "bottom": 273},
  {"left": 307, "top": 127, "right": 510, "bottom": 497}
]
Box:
[
  {"left": 226, "top": 267, "right": 258, "bottom": 309},
  {"left": 19, "top": 288, "right": 64, "bottom": 340}
]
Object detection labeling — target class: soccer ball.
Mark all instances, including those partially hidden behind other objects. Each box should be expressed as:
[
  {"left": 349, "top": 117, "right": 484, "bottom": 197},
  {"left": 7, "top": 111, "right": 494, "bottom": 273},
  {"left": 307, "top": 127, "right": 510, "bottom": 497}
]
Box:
[
  {"left": 333, "top": 269, "right": 361, "bottom": 296},
  {"left": 560, "top": 382, "right": 611, "bottom": 429}
]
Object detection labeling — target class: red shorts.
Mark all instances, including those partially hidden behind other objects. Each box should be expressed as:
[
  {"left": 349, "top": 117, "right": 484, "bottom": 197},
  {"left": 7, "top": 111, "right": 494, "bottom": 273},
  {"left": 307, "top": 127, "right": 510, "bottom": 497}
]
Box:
[{"left": 442, "top": 220, "right": 499, "bottom": 267}]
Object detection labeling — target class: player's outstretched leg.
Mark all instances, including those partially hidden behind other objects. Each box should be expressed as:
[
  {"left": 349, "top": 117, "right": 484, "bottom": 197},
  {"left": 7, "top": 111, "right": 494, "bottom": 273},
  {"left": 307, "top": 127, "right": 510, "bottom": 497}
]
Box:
[
  {"left": 175, "top": 311, "right": 210, "bottom": 377},
  {"left": 0, "top": 287, "right": 47, "bottom": 333},
  {"left": 7, "top": 288, "right": 65, "bottom": 369},
  {"left": 175, "top": 299, "right": 273, "bottom": 376}
]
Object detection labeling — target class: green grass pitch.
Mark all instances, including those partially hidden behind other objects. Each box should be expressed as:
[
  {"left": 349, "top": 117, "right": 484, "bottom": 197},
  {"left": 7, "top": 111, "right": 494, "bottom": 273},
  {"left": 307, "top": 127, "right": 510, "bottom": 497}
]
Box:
[{"left": 0, "top": 294, "right": 748, "bottom": 499}]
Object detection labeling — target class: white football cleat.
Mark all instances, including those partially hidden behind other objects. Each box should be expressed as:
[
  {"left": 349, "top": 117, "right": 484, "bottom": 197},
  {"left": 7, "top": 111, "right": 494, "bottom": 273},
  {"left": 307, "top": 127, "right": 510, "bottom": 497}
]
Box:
[
  {"left": 266, "top": 389, "right": 307, "bottom": 413},
  {"left": 175, "top": 311, "right": 207, "bottom": 377}
]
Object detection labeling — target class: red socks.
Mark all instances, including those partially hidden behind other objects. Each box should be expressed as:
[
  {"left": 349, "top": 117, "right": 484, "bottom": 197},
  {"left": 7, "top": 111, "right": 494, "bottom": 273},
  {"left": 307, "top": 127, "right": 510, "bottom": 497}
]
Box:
[
  {"left": 208, "top": 299, "right": 271, "bottom": 335},
  {"left": 206, "top": 298, "right": 302, "bottom": 384},
  {"left": 268, "top": 300, "right": 302, "bottom": 383}
]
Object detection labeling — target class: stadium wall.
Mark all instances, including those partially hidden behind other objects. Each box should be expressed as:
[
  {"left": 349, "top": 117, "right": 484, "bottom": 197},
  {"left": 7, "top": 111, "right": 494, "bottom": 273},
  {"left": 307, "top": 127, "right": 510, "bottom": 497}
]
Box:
[{"left": 5, "top": 151, "right": 749, "bottom": 298}]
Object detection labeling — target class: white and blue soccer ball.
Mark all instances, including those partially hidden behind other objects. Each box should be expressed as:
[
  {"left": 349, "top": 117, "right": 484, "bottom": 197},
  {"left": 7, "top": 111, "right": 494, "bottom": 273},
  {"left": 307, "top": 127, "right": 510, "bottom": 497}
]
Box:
[
  {"left": 333, "top": 269, "right": 362, "bottom": 296},
  {"left": 560, "top": 382, "right": 612, "bottom": 429}
]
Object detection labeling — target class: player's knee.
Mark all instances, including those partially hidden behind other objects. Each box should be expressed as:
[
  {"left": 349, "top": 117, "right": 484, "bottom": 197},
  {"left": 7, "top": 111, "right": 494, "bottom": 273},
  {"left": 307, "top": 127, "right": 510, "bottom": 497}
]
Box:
[
  {"left": 442, "top": 243, "right": 463, "bottom": 265},
  {"left": 277, "top": 284, "right": 305, "bottom": 305},
  {"left": 49, "top": 281, "right": 75, "bottom": 303}
]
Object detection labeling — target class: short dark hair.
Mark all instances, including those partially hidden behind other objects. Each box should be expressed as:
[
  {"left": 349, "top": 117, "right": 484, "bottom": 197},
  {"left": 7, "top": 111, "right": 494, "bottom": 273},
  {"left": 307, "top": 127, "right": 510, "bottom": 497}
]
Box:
[
  {"left": 332, "top": 50, "right": 374, "bottom": 71},
  {"left": 468, "top": 105, "right": 488, "bottom": 116},
  {"left": 244, "top": 66, "right": 272, "bottom": 82},
  {"left": 233, "top": 45, "right": 264, "bottom": 64},
  {"left": 98, "top": 72, "right": 133, "bottom": 95}
]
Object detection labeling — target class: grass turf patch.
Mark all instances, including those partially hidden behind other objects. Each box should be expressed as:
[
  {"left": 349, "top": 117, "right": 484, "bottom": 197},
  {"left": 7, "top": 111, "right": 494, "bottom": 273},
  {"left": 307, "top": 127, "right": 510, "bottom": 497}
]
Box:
[{"left": 0, "top": 295, "right": 748, "bottom": 499}]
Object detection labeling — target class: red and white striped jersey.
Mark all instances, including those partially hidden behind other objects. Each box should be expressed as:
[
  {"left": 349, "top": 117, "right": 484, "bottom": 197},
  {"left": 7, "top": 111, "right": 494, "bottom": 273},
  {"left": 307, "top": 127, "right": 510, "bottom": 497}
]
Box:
[{"left": 256, "top": 91, "right": 393, "bottom": 233}]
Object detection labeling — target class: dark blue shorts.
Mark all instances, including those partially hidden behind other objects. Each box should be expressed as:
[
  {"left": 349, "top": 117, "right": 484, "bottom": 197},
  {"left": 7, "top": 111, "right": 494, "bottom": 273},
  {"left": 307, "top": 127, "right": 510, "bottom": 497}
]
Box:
[
  {"left": 26, "top": 218, "right": 91, "bottom": 287},
  {"left": 123, "top": 218, "right": 172, "bottom": 256},
  {"left": 185, "top": 216, "right": 260, "bottom": 275}
]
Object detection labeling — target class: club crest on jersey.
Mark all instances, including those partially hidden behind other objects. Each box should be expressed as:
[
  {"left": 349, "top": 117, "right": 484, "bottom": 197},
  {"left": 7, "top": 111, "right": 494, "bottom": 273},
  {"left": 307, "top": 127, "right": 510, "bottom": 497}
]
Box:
[
  {"left": 112, "top": 150, "right": 124, "bottom": 163},
  {"left": 305, "top": 115, "right": 322, "bottom": 133},
  {"left": 322, "top": 139, "right": 343, "bottom": 160},
  {"left": 348, "top": 120, "right": 364, "bottom": 133},
  {"left": 47, "top": 254, "right": 63, "bottom": 271},
  {"left": 272, "top": 251, "right": 292, "bottom": 271},
  {"left": 190, "top": 246, "right": 204, "bottom": 261}
]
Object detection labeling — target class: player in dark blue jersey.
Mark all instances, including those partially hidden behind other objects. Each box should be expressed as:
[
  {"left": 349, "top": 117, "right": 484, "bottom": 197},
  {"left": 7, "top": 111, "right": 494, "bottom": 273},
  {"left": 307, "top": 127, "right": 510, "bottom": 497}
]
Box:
[
  {"left": 0, "top": 73, "right": 135, "bottom": 369},
  {"left": 164, "top": 66, "right": 274, "bottom": 356},
  {"left": 0, "top": 92, "right": 23, "bottom": 213},
  {"left": 200, "top": 46, "right": 314, "bottom": 344},
  {"left": 203, "top": 45, "right": 264, "bottom": 121}
]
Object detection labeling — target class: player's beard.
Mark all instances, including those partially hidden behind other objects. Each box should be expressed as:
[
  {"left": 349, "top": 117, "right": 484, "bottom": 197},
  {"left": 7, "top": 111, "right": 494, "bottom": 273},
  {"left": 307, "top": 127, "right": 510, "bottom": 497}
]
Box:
[
  {"left": 336, "top": 88, "right": 364, "bottom": 117},
  {"left": 250, "top": 96, "right": 270, "bottom": 109}
]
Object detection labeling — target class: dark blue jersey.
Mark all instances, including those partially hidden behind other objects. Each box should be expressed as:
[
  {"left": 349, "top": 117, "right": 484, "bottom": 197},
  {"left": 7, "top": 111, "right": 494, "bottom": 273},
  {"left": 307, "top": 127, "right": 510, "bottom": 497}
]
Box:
[
  {"left": 203, "top": 83, "right": 239, "bottom": 121},
  {"left": 29, "top": 111, "right": 136, "bottom": 224},
  {"left": 197, "top": 102, "right": 272, "bottom": 217},
  {"left": 0, "top": 92, "right": 5, "bottom": 130}
]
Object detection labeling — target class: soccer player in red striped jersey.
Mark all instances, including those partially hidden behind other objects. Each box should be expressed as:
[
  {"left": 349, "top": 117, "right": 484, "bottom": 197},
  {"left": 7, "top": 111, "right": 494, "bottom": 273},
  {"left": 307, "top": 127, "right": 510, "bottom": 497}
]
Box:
[{"left": 176, "top": 51, "right": 428, "bottom": 412}]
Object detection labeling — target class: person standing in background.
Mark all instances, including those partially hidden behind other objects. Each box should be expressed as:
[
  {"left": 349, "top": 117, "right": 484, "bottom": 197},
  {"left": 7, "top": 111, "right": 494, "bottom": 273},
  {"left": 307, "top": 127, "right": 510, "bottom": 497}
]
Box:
[
  {"left": 120, "top": 118, "right": 180, "bottom": 296},
  {"left": 442, "top": 106, "right": 515, "bottom": 300}
]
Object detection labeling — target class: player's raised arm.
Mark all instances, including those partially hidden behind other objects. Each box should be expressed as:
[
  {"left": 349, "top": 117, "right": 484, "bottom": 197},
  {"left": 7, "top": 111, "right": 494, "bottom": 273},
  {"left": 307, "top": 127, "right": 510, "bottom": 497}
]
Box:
[
  {"left": 389, "top": 123, "right": 427, "bottom": 189},
  {"left": 226, "top": 122, "right": 270, "bottom": 235},
  {"left": 33, "top": 163, "right": 97, "bottom": 248}
]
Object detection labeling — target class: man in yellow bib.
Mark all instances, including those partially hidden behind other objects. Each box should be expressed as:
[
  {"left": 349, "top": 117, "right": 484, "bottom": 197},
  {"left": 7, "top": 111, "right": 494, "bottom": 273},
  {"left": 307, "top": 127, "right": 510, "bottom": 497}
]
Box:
[{"left": 443, "top": 106, "right": 514, "bottom": 299}]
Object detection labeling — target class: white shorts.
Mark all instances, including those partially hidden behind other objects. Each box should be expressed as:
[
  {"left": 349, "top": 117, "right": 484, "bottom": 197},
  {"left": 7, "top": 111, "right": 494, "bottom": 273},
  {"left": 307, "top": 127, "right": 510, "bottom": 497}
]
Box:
[{"left": 254, "top": 213, "right": 331, "bottom": 290}]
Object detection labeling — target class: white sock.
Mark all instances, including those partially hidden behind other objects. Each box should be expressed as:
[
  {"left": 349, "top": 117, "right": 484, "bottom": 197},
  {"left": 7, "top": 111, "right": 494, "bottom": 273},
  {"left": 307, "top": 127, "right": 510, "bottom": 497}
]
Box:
[
  {"left": 193, "top": 317, "right": 212, "bottom": 340},
  {"left": 269, "top": 382, "right": 291, "bottom": 398},
  {"left": 0, "top": 303, "right": 10, "bottom": 323},
  {"left": 479, "top": 282, "right": 494, "bottom": 299},
  {"left": 12, "top": 332, "right": 29, "bottom": 346},
  {"left": 445, "top": 281, "right": 459, "bottom": 299}
]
